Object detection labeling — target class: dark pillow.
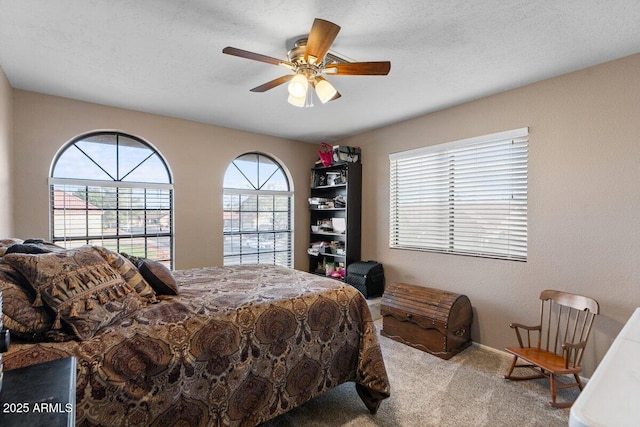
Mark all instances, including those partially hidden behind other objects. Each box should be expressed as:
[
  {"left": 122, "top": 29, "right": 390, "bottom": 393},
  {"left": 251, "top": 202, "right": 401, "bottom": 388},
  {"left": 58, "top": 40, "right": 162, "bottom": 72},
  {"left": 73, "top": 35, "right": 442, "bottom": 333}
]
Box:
[
  {"left": 3, "top": 246, "right": 147, "bottom": 341},
  {"left": 137, "top": 259, "right": 178, "bottom": 295},
  {"left": 2, "top": 239, "right": 67, "bottom": 256},
  {"left": 4, "top": 243, "right": 52, "bottom": 255},
  {"left": 24, "top": 239, "right": 68, "bottom": 253},
  {"left": 0, "top": 262, "right": 62, "bottom": 342}
]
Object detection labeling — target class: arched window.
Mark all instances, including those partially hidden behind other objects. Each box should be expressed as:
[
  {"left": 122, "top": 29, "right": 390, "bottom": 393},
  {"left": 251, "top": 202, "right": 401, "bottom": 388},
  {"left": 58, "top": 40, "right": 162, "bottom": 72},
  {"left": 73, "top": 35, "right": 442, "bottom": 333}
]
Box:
[
  {"left": 50, "top": 131, "right": 174, "bottom": 266},
  {"left": 223, "top": 153, "right": 293, "bottom": 267}
]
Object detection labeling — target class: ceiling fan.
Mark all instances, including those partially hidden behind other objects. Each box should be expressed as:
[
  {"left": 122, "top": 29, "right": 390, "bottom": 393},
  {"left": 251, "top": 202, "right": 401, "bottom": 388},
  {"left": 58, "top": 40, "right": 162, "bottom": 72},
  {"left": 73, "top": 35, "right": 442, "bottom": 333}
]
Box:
[{"left": 222, "top": 18, "right": 391, "bottom": 107}]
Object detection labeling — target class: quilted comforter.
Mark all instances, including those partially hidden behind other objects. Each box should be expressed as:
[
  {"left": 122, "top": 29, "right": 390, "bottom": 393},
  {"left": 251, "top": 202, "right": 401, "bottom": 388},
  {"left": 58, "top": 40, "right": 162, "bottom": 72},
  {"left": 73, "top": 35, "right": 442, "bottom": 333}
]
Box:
[{"left": 3, "top": 264, "right": 390, "bottom": 426}]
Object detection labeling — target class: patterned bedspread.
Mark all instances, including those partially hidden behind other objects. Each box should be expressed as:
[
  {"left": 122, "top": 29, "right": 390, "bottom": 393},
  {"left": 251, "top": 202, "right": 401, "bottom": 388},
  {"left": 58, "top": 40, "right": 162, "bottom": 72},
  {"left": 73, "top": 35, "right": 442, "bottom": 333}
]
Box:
[{"left": 4, "top": 264, "right": 390, "bottom": 426}]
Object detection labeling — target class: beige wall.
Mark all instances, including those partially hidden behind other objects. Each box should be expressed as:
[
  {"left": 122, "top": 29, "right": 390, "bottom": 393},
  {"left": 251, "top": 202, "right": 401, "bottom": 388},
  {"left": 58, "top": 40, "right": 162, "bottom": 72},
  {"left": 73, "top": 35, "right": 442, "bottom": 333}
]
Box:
[
  {"left": 8, "top": 54, "right": 640, "bottom": 373},
  {"left": 338, "top": 53, "right": 640, "bottom": 375},
  {"left": 11, "top": 91, "right": 318, "bottom": 270},
  {"left": 0, "top": 66, "right": 13, "bottom": 236}
]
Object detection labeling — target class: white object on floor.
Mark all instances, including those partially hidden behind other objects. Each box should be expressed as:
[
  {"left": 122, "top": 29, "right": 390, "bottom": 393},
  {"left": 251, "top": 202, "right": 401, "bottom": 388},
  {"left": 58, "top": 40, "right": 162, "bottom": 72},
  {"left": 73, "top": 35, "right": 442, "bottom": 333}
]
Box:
[{"left": 569, "top": 307, "right": 640, "bottom": 427}]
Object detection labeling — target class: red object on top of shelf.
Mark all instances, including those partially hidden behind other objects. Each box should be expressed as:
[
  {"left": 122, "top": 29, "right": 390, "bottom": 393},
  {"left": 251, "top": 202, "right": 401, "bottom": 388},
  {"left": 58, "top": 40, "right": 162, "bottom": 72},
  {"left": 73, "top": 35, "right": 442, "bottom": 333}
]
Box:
[{"left": 318, "top": 142, "right": 333, "bottom": 166}]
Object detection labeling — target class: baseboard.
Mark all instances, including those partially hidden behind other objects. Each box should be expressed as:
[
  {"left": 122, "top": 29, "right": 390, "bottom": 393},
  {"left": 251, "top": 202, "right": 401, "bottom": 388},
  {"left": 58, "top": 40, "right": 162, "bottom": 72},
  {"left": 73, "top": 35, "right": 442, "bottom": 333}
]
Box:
[{"left": 472, "top": 341, "right": 509, "bottom": 356}]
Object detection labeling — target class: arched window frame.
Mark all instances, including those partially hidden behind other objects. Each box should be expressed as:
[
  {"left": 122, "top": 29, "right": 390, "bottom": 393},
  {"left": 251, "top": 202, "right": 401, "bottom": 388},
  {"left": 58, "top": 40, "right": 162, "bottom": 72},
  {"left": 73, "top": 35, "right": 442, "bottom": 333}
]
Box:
[
  {"left": 223, "top": 152, "right": 294, "bottom": 268},
  {"left": 49, "top": 131, "right": 174, "bottom": 267}
]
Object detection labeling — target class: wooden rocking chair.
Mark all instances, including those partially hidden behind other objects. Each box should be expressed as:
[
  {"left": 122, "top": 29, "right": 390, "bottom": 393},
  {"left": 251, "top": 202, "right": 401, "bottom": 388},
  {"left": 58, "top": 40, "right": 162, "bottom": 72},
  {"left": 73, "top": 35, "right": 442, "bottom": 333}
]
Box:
[{"left": 504, "top": 290, "right": 599, "bottom": 408}]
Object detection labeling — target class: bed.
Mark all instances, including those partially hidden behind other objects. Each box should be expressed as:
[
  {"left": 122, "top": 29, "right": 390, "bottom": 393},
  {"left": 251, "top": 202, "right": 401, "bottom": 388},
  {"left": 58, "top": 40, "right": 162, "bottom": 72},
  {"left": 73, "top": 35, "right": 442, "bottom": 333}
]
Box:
[{"left": 0, "top": 241, "right": 390, "bottom": 426}]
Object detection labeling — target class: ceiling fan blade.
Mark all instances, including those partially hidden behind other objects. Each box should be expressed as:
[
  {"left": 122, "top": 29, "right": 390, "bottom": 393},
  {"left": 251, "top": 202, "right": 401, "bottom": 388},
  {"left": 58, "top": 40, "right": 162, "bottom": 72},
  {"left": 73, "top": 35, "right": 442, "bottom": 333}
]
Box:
[
  {"left": 325, "top": 61, "right": 391, "bottom": 75},
  {"left": 223, "top": 46, "right": 293, "bottom": 68},
  {"left": 304, "top": 18, "right": 341, "bottom": 64},
  {"left": 250, "top": 75, "right": 293, "bottom": 92}
]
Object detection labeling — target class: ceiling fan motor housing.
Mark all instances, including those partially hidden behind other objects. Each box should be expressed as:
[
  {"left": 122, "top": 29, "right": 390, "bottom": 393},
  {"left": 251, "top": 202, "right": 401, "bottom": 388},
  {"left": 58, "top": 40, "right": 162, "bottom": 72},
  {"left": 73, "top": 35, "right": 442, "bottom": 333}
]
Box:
[{"left": 288, "top": 39, "right": 309, "bottom": 65}]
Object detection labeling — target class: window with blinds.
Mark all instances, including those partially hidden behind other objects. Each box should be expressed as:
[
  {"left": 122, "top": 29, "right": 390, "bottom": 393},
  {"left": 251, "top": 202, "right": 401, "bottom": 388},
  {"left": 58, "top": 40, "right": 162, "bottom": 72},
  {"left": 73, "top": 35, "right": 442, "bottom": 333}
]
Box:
[
  {"left": 389, "top": 127, "right": 528, "bottom": 261},
  {"left": 223, "top": 153, "right": 293, "bottom": 268},
  {"left": 49, "top": 131, "right": 174, "bottom": 266}
]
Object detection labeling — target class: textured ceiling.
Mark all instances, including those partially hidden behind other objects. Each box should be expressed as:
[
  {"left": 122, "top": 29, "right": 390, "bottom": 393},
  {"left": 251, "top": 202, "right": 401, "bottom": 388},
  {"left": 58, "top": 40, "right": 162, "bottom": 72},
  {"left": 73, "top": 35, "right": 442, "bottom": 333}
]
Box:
[{"left": 2, "top": 0, "right": 640, "bottom": 143}]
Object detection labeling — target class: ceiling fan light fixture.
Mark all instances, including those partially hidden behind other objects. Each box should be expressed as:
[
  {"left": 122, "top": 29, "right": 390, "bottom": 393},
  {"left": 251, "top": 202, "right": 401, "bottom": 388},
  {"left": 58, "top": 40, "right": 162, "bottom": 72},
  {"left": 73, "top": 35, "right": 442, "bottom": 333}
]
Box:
[
  {"left": 315, "top": 79, "right": 337, "bottom": 104},
  {"left": 288, "top": 74, "right": 308, "bottom": 98},
  {"left": 223, "top": 18, "right": 390, "bottom": 106}
]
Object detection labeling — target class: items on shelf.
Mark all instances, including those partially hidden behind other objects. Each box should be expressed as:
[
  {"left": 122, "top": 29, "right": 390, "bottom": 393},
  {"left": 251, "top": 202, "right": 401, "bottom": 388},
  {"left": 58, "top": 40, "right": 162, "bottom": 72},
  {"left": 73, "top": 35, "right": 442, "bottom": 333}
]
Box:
[
  {"left": 309, "top": 218, "right": 346, "bottom": 235},
  {"left": 311, "top": 257, "right": 346, "bottom": 279},
  {"left": 318, "top": 219, "right": 333, "bottom": 232},
  {"left": 308, "top": 195, "right": 346, "bottom": 209},
  {"left": 325, "top": 172, "right": 342, "bottom": 186},
  {"left": 332, "top": 145, "right": 361, "bottom": 164},
  {"left": 307, "top": 240, "right": 345, "bottom": 256},
  {"left": 308, "top": 197, "right": 333, "bottom": 209},
  {"left": 318, "top": 142, "right": 333, "bottom": 167},
  {"left": 331, "top": 218, "right": 346, "bottom": 234},
  {"left": 311, "top": 168, "right": 347, "bottom": 188},
  {"left": 315, "top": 145, "right": 361, "bottom": 168}
]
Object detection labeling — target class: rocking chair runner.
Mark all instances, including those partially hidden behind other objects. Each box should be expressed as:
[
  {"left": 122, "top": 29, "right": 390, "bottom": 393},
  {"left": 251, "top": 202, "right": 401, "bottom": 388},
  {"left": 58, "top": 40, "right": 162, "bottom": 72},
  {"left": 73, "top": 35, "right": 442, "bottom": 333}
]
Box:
[{"left": 504, "top": 290, "right": 599, "bottom": 408}]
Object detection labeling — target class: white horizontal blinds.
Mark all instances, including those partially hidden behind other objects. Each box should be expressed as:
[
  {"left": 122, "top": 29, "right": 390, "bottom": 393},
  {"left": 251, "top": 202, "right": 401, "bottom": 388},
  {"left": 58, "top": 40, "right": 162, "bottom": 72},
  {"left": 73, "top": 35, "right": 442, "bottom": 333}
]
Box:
[
  {"left": 390, "top": 128, "right": 528, "bottom": 261},
  {"left": 50, "top": 180, "right": 174, "bottom": 264},
  {"left": 222, "top": 153, "right": 293, "bottom": 269},
  {"left": 222, "top": 190, "right": 293, "bottom": 268}
]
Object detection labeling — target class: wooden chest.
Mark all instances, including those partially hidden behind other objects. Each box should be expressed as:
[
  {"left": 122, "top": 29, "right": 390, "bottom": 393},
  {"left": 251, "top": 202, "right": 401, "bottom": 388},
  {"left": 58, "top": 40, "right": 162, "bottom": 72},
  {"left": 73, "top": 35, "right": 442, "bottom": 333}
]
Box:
[{"left": 381, "top": 283, "right": 472, "bottom": 359}]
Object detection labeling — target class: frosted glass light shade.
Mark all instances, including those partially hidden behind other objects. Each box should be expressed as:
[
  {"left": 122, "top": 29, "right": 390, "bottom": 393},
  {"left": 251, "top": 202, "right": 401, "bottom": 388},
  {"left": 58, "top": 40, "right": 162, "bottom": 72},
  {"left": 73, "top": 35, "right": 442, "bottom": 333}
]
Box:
[
  {"left": 315, "top": 79, "right": 337, "bottom": 104},
  {"left": 288, "top": 74, "right": 308, "bottom": 98},
  {"left": 287, "top": 94, "right": 306, "bottom": 107}
]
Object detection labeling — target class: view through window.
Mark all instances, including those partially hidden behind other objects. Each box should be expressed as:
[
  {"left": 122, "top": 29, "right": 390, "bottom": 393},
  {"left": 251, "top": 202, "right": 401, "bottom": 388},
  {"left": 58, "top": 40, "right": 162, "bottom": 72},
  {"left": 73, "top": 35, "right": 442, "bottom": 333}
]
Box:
[
  {"left": 49, "top": 131, "right": 174, "bottom": 266},
  {"left": 223, "top": 153, "right": 293, "bottom": 267}
]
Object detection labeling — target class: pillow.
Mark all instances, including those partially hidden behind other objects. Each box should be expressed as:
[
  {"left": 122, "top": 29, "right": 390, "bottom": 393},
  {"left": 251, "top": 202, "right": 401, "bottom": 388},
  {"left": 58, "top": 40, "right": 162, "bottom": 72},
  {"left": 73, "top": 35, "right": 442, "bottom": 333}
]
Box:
[
  {"left": 23, "top": 239, "right": 68, "bottom": 253},
  {"left": 92, "top": 246, "right": 158, "bottom": 303},
  {"left": 0, "top": 239, "right": 66, "bottom": 256},
  {"left": 0, "top": 262, "right": 57, "bottom": 341},
  {"left": 137, "top": 259, "right": 178, "bottom": 295},
  {"left": 4, "top": 243, "right": 52, "bottom": 255},
  {"left": 3, "top": 246, "right": 147, "bottom": 341}
]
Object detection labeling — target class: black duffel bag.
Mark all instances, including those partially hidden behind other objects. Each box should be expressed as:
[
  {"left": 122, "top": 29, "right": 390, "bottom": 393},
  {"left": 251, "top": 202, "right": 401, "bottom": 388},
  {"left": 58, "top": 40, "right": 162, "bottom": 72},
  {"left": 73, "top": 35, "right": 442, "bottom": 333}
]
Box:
[{"left": 346, "top": 261, "right": 385, "bottom": 299}]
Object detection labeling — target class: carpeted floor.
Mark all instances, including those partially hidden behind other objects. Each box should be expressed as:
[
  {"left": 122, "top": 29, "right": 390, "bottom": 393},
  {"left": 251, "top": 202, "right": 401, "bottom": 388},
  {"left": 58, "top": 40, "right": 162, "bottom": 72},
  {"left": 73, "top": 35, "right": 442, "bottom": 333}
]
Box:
[{"left": 262, "top": 320, "right": 578, "bottom": 426}]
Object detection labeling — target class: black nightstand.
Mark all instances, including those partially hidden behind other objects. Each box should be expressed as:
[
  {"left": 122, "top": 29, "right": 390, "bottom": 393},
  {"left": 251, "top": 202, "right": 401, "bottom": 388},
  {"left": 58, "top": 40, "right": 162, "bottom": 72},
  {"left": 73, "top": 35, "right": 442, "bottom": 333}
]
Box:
[{"left": 0, "top": 357, "right": 76, "bottom": 427}]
